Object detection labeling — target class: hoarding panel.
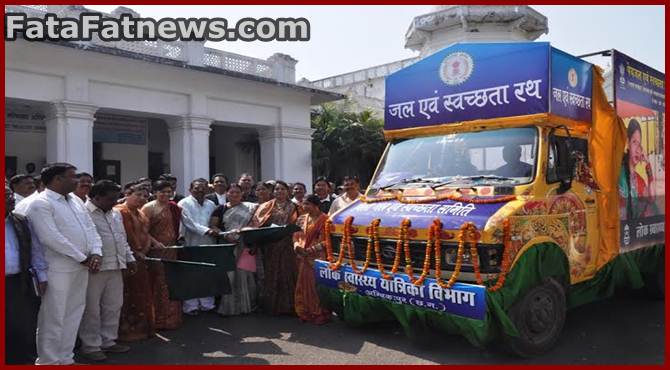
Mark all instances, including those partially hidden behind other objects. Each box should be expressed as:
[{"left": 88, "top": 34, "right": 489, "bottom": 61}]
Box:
[{"left": 614, "top": 50, "right": 665, "bottom": 251}]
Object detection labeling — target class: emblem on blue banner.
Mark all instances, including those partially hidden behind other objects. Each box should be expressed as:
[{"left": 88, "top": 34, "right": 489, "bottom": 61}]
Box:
[
  {"left": 440, "top": 52, "right": 474, "bottom": 86},
  {"left": 568, "top": 68, "right": 578, "bottom": 88}
]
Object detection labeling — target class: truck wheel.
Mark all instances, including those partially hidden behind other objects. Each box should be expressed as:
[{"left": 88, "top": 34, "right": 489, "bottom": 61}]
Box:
[{"left": 505, "top": 278, "right": 566, "bottom": 357}]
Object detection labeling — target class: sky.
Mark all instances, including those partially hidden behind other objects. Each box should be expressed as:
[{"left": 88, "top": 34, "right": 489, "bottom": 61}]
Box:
[{"left": 84, "top": 5, "right": 665, "bottom": 81}]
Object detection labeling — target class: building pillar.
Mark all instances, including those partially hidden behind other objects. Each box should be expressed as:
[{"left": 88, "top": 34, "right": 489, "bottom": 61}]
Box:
[
  {"left": 45, "top": 101, "right": 98, "bottom": 174},
  {"left": 167, "top": 116, "right": 213, "bottom": 195},
  {"left": 258, "top": 126, "right": 314, "bottom": 190}
]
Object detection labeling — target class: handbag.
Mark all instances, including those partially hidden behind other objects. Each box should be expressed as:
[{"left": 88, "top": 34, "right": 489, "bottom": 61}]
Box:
[{"left": 236, "top": 247, "right": 257, "bottom": 272}]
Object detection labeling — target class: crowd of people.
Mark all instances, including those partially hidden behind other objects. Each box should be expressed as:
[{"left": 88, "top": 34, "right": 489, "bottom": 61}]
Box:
[{"left": 5, "top": 163, "right": 363, "bottom": 365}]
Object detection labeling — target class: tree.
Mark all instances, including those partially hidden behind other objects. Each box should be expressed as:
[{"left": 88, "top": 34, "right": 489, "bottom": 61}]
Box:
[{"left": 311, "top": 101, "right": 386, "bottom": 187}]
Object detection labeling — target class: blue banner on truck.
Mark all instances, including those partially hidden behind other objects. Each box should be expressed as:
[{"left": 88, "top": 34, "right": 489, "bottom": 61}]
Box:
[
  {"left": 331, "top": 199, "right": 507, "bottom": 231},
  {"left": 384, "top": 42, "right": 594, "bottom": 132},
  {"left": 315, "top": 260, "right": 487, "bottom": 320},
  {"left": 549, "top": 48, "right": 593, "bottom": 122}
]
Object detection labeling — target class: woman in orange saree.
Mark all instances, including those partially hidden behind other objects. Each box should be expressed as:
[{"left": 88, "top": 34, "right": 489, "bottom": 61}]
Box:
[
  {"left": 141, "top": 180, "right": 183, "bottom": 330},
  {"left": 115, "top": 184, "right": 155, "bottom": 342},
  {"left": 249, "top": 181, "right": 298, "bottom": 315},
  {"left": 293, "top": 195, "right": 331, "bottom": 325}
]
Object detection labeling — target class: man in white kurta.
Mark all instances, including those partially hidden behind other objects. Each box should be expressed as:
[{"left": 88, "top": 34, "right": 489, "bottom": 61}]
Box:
[
  {"left": 328, "top": 176, "right": 362, "bottom": 216},
  {"left": 178, "top": 179, "right": 219, "bottom": 315},
  {"left": 27, "top": 163, "right": 103, "bottom": 365},
  {"left": 78, "top": 181, "right": 137, "bottom": 361}
]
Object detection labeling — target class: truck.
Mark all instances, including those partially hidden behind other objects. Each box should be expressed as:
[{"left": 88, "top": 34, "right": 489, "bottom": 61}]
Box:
[{"left": 314, "top": 42, "right": 665, "bottom": 357}]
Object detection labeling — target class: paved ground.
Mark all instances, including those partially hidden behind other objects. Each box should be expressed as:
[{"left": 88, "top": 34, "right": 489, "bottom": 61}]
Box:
[{"left": 97, "top": 289, "right": 664, "bottom": 365}]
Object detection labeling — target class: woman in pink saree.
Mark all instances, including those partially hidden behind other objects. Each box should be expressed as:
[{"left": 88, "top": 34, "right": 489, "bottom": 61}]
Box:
[{"left": 293, "top": 195, "right": 331, "bottom": 325}]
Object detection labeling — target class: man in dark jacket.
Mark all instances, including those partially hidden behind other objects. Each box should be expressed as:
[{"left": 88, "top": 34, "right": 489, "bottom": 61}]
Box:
[
  {"left": 5, "top": 184, "right": 47, "bottom": 364},
  {"left": 206, "top": 173, "right": 229, "bottom": 206}
]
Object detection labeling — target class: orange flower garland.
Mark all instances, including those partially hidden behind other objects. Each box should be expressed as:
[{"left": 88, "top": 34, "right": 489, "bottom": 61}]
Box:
[
  {"left": 371, "top": 218, "right": 396, "bottom": 279},
  {"left": 438, "top": 223, "right": 468, "bottom": 288},
  {"left": 461, "top": 222, "right": 483, "bottom": 285},
  {"left": 401, "top": 219, "right": 415, "bottom": 280},
  {"left": 355, "top": 220, "right": 377, "bottom": 275},
  {"left": 322, "top": 214, "right": 514, "bottom": 292},
  {"left": 328, "top": 216, "right": 353, "bottom": 271},
  {"left": 487, "top": 218, "right": 513, "bottom": 292},
  {"left": 389, "top": 219, "right": 409, "bottom": 277},
  {"left": 411, "top": 218, "right": 442, "bottom": 286}
]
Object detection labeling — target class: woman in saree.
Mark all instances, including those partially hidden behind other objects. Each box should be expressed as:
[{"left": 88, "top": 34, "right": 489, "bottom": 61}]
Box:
[
  {"left": 620, "top": 119, "right": 658, "bottom": 220},
  {"left": 141, "top": 180, "right": 183, "bottom": 330},
  {"left": 293, "top": 195, "right": 331, "bottom": 325},
  {"left": 210, "top": 184, "right": 259, "bottom": 316},
  {"left": 249, "top": 180, "right": 299, "bottom": 315},
  {"left": 254, "top": 181, "right": 274, "bottom": 205},
  {"left": 115, "top": 183, "right": 155, "bottom": 341}
]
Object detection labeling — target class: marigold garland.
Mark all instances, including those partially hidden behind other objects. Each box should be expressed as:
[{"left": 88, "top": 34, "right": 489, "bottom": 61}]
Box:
[
  {"left": 390, "top": 219, "right": 409, "bottom": 277},
  {"left": 370, "top": 219, "right": 394, "bottom": 279},
  {"left": 487, "top": 218, "right": 513, "bottom": 292},
  {"left": 323, "top": 214, "right": 514, "bottom": 292},
  {"left": 436, "top": 222, "right": 469, "bottom": 288},
  {"left": 328, "top": 216, "right": 353, "bottom": 271},
  {"left": 411, "top": 218, "right": 442, "bottom": 286},
  {"left": 356, "top": 220, "right": 376, "bottom": 275},
  {"left": 461, "top": 222, "right": 483, "bottom": 285}
]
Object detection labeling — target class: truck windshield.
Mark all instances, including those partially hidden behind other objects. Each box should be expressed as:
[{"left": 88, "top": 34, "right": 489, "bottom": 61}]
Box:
[{"left": 370, "top": 127, "right": 538, "bottom": 190}]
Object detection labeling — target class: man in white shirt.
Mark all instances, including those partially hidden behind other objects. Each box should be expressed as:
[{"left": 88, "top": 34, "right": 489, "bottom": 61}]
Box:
[
  {"left": 206, "top": 173, "right": 228, "bottom": 206},
  {"left": 78, "top": 180, "right": 137, "bottom": 362},
  {"left": 27, "top": 163, "right": 103, "bottom": 365},
  {"left": 290, "top": 182, "right": 306, "bottom": 206},
  {"left": 10, "top": 174, "right": 36, "bottom": 203},
  {"left": 329, "top": 176, "right": 363, "bottom": 216},
  {"left": 178, "top": 178, "right": 220, "bottom": 315}
]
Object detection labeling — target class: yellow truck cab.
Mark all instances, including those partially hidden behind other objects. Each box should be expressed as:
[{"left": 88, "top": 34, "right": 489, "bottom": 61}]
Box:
[{"left": 314, "top": 43, "right": 665, "bottom": 357}]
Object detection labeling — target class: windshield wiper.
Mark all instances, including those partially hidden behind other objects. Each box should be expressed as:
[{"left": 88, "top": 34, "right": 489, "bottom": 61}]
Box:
[
  {"left": 432, "top": 175, "right": 515, "bottom": 188},
  {"left": 379, "top": 177, "right": 437, "bottom": 191}
]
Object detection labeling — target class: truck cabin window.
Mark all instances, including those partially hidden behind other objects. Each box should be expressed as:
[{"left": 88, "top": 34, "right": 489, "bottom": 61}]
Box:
[{"left": 371, "top": 127, "right": 538, "bottom": 190}]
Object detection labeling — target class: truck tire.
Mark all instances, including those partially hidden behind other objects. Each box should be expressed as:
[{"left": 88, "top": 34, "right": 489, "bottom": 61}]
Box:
[{"left": 504, "top": 278, "right": 566, "bottom": 357}]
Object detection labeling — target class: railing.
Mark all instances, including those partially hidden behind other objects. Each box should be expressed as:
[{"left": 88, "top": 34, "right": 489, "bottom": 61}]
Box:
[
  {"left": 202, "top": 48, "right": 274, "bottom": 79},
  {"left": 5, "top": 5, "right": 290, "bottom": 82},
  {"left": 309, "top": 57, "right": 419, "bottom": 89}
]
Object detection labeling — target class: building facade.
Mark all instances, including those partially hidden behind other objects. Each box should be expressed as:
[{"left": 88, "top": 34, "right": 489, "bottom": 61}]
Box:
[{"left": 5, "top": 5, "right": 343, "bottom": 193}]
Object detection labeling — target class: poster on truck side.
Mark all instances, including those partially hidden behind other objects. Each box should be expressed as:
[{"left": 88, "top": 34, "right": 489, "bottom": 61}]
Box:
[{"left": 613, "top": 50, "right": 665, "bottom": 251}]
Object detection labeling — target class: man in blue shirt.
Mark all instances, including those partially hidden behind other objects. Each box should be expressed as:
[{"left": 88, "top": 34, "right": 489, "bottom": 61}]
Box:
[{"left": 5, "top": 184, "right": 47, "bottom": 364}]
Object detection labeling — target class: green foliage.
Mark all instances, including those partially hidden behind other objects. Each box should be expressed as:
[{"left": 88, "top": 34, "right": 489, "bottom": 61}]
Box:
[{"left": 311, "top": 102, "right": 386, "bottom": 186}]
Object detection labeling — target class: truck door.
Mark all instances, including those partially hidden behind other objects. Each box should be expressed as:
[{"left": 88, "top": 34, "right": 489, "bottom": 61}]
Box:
[{"left": 547, "top": 132, "right": 599, "bottom": 282}]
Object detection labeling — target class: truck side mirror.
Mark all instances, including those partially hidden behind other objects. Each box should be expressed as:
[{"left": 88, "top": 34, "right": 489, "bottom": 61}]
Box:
[
  {"left": 549, "top": 126, "right": 575, "bottom": 195},
  {"left": 555, "top": 140, "right": 575, "bottom": 194}
]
